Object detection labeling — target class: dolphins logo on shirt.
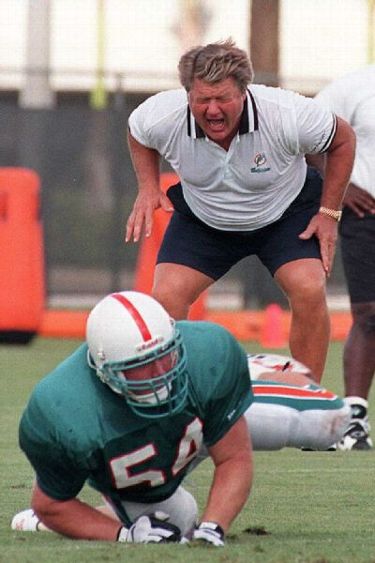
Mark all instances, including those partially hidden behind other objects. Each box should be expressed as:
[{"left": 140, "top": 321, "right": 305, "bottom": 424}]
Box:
[{"left": 251, "top": 152, "right": 270, "bottom": 173}]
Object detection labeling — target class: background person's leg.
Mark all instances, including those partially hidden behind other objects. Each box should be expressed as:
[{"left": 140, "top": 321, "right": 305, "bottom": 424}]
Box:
[
  {"left": 344, "top": 302, "right": 375, "bottom": 399},
  {"left": 339, "top": 211, "right": 375, "bottom": 449},
  {"left": 339, "top": 302, "right": 375, "bottom": 450}
]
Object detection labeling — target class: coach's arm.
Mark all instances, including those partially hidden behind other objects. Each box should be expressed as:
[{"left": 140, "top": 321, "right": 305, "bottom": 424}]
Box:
[{"left": 125, "top": 132, "right": 174, "bottom": 242}]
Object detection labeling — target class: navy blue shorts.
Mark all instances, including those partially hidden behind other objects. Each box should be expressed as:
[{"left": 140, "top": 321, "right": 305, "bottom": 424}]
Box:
[
  {"left": 157, "top": 167, "right": 323, "bottom": 279},
  {"left": 340, "top": 209, "right": 375, "bottom": 303}
]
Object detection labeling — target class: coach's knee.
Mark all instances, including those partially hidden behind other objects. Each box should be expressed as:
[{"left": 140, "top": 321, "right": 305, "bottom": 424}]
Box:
[
  {"left": 152, "top": 272, "right": 191, "bottom": 318},
  {"left": 289, "top": 276, "right": 327, "bottom": 311},
  {"left": 276, "top": 261, "right": 327, "bottom": 309}
]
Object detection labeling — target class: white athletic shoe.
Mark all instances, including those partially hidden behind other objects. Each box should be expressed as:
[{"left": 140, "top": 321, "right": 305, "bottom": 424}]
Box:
[
  {"left": 337, "top": 419, "right": 373, "bottom": 451},
  {"left": 337, "top": 397, "right": 373, "bottom": 451},
  {"left": 11, "top": 509, "right": 40, "bottom": 531}
]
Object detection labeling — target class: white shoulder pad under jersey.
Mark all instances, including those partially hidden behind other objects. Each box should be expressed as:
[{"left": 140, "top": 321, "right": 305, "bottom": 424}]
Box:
[{"left": 247, "top": 353, "right": 311, "bottom": 380}]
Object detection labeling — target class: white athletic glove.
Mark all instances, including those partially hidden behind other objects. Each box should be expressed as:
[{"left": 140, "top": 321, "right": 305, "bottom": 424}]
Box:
[
  {"left": 192, "top": 521, "right": 225, "bottom": 547},
  {"left": 117, "top": 512, "right": 181, "bottom": 544}
]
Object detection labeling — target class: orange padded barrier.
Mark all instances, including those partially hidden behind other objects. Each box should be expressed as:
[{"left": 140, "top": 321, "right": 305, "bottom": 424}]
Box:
[
  {"left": 40, "top": 310, "right": 89, "bottom": 339},
  {"left": 206, "top": 309, "right": 351, "bottom": 343},
  {"left": 39, "top": 308, "right": 351, "bottom": 344},
  {"left": 133, "top": 172, "right": 207, "bottom": 320},
  {"left": 0, "top": 168, "right": 45, "bottom": 342}
]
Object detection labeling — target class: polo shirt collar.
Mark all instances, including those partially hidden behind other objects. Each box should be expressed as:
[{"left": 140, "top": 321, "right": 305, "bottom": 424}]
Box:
[{"left": 186, "top": 88, "right": 259, "bottom": 139}]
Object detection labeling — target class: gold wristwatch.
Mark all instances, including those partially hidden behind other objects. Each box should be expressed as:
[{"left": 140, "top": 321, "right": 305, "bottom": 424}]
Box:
[{"left": 319, "top": 206, "right": 342, "bottom": 222}]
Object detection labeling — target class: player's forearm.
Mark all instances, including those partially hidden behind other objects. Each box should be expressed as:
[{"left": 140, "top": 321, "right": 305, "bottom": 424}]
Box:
[
  {"left": 127, "top": 132, "right": 160, "bottom": 193},
  {"left": 33, "top": 496, "right": 121, "bottom": 541},
  {"left": 201, "top": 455, "right": 252, "bottom": 532},
  {"left": 320, "top": 117, "right": 355, "bottom": 209}
]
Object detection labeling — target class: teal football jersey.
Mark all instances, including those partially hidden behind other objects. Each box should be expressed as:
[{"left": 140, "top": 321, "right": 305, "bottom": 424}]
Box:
[{"left": 19, "top": 321, "right": 253, "bottom": 521}]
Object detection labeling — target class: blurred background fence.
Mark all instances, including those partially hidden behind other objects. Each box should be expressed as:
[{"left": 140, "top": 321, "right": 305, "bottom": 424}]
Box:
[
  {"left": 0, "top": 86, "right": 348, "bottom": 311},
  {"left": 0, "top": 91, "right": 141, "bottom": 302},
  {"left": 2, "top": 0, "right": 369, "bottom": 311}
]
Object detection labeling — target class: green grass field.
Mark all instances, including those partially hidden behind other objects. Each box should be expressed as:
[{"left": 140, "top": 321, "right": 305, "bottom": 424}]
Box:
[{"left": 1, "top": 337, "right": 374, "bottom": 562}]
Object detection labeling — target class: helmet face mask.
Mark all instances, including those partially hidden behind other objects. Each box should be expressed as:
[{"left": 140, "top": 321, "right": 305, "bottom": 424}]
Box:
[
  {"left": 86, "top": 291, "right": 189, "bottom": 419},
  {"left": 96, "top": 334, "right": 188, "bottom": 418}
]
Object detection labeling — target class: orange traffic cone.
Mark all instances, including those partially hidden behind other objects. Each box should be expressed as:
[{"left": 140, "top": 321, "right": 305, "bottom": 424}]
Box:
[{"left": 260, "top": 303, "right": 287, "bottom": 348}]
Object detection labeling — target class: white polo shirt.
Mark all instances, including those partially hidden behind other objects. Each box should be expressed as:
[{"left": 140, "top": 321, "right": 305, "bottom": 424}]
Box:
[
  {"left": 128, "top": 85, "right": 335, "bottom": 231},
  {"left": 315, "top": 66, "right": 375, "bottom": 199}
]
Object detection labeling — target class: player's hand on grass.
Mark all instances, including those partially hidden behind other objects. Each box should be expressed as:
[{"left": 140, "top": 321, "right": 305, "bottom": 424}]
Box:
[
  {"left": 192, "top": 521, "right": 225, "bottom": 547},
  {"left": 117, "top": 512, "right": 181, "bottom": 543}
]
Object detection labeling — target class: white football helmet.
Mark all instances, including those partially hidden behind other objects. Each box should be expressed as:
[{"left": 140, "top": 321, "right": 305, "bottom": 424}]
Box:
[{"left": 86, "top": 291, "right": 188, "bottom": 418}]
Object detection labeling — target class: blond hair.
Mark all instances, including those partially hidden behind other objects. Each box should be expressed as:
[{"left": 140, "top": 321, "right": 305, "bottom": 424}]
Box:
[{"left": 178, "top": 39, "right": 253, "bottom": 93}]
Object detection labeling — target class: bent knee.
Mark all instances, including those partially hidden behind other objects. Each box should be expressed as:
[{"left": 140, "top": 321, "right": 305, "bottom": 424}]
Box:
[
  {"left": 276, "top": 261, "right": 327, "bottom": 303},
  {"left": 152, "top": 264, "right": 212, "bottom": 318},
  {"left": 352, "top": 304, "right": 375, "bottom": 335},
  {"left": 289, "top": 277, "right": 327, "bottom": 307}
]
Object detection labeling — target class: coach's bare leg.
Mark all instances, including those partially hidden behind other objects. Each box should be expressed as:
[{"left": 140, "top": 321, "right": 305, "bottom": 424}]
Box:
[
  {"left": 275, "top": 259, "right": 330, "bottom": 382},
  {"left": 153, "top": 263, "right": 214, "bottom": 319},
  {"left": 343, "top": 302, "right": 375, "bottom": 398}
]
